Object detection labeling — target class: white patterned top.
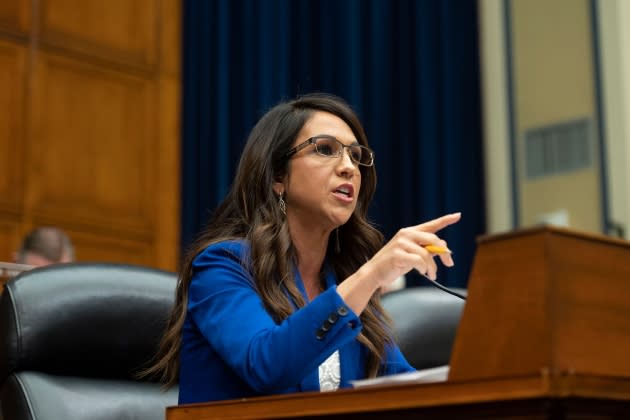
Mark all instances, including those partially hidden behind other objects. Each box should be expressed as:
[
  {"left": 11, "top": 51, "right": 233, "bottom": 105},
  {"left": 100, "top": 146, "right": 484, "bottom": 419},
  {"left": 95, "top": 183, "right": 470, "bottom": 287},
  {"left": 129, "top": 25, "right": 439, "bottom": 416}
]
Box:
[{"left": 318, "top": 350, "right": 340, "bottom": 392}]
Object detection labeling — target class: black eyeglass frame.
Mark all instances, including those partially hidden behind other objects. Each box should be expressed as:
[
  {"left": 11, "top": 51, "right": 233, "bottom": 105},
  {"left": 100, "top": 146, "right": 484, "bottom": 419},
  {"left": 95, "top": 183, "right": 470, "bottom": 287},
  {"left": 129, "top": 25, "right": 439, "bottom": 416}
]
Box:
[{"left": 284, "top": 135, "right": 374, "bottom": 167}]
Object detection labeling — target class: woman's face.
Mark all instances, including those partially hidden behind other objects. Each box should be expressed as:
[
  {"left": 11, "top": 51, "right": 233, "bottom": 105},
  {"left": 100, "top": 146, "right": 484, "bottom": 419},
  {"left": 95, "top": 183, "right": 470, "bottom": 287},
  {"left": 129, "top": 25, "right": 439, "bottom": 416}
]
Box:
[{"left": 278, "top": 111, "right": 362, "bottom": 234}]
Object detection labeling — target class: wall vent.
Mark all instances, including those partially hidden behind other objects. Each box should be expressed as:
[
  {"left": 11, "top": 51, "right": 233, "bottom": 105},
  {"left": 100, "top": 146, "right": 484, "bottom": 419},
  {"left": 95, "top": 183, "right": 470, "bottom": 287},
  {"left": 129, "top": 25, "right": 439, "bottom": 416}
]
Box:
[{"left": 524, "top": 118, "right": 593, "bottom": 179}]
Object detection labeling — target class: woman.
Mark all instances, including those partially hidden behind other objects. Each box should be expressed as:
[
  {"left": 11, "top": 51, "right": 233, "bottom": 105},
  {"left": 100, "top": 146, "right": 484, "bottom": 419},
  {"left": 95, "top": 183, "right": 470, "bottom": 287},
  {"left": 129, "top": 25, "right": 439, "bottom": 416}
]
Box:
[{"left": 147, "top": 93, "right": 461, "bottom": 403}]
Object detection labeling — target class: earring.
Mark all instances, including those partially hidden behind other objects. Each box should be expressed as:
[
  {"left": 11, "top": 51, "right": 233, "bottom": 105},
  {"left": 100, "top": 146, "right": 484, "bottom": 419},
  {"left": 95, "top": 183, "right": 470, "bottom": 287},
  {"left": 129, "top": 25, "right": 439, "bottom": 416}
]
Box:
[
  {"left": 278, "top": 192, "right": 286, "bottom": 215},
  {"left": 335, "top": 228, "right": 341, "bottom": 254}
]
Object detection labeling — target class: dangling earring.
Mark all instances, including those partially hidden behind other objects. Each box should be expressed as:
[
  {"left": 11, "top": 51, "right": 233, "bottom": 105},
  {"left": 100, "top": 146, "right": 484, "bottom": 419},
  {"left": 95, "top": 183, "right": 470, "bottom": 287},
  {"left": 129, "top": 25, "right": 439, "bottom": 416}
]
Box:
[
  {"left": 335, "top": 228, "right": 341, "bottom": 254},
  {"left": 278, "top": 192, "right": 286, "bottom": 215}
]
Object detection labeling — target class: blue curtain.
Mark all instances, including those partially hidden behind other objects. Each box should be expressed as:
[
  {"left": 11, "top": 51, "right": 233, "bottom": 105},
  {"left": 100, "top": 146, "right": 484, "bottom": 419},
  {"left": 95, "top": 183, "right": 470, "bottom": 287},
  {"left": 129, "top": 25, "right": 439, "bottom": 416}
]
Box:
[{"left": 182, "top": 0, "right": 485, "bottom": 288}]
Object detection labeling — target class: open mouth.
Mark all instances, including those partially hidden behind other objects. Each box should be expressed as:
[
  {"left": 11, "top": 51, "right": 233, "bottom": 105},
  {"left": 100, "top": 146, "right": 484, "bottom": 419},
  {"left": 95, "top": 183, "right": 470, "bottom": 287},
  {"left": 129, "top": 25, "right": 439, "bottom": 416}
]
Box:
[{"left": 334, "top": 184, "right": 354, "bottom": 199}]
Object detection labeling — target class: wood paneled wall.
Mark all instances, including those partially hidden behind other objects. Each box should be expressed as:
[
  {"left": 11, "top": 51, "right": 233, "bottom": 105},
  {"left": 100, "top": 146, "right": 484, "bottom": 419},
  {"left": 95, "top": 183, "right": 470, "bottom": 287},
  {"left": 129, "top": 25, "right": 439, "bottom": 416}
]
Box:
[{"left": 0, "top": 0, "right": 181, "bottom": 271}]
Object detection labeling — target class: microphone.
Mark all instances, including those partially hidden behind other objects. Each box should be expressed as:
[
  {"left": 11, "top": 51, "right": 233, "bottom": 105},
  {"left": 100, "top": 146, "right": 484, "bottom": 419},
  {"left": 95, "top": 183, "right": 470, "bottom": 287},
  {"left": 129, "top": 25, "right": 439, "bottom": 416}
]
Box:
[
  {"left": 419, "top": 273, "right": 467, "bottom": 300},
  {"left": 419, "top": 244, "right": 467, "bottom": 300}
]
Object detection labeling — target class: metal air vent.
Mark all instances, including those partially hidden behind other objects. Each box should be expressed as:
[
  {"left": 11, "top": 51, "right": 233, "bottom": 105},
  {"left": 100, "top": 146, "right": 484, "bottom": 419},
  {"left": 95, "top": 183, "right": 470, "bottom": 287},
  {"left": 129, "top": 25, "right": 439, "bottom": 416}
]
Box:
[{"left": 524, "top": 118, "right": 593, "bottom": 179}]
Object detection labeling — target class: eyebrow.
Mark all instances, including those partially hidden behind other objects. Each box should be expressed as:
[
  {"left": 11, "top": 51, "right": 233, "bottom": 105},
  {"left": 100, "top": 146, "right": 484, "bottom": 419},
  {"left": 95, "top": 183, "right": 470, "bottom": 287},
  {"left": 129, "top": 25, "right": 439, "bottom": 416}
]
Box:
[{"left": 315, "top": 134, "right": 360, "bottom": 146}]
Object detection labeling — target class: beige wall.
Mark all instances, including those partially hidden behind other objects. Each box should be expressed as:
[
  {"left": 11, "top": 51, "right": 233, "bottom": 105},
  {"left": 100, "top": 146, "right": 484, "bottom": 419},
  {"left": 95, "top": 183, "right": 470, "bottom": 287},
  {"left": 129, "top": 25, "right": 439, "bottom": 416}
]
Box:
[
  {"left": 598, "top": 0, "right": 630, "bottom": 238},
  {"left": 479, "top": 0, "right": 513, "bottom": 233},
  {"left": 512, "top": 0, "right": 601, "bottom": 231},
  {"left": 479, "top": 0, "right": 623, "bottom": 236}
]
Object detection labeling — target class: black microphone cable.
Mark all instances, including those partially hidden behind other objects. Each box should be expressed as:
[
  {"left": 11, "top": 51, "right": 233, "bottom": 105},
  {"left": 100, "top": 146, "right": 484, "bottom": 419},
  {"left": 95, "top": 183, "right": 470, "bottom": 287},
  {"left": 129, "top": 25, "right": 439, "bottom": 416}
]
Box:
[{"left": 417, "top": 270, "right": 467, "bottom": 300}]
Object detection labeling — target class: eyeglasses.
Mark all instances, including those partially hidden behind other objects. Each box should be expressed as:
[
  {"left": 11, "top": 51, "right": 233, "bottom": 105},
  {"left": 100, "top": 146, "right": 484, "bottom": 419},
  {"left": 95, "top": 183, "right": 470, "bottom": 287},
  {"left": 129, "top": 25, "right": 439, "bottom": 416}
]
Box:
[{"left": 285, "top": 135, "right": 374, "bottom": 167}]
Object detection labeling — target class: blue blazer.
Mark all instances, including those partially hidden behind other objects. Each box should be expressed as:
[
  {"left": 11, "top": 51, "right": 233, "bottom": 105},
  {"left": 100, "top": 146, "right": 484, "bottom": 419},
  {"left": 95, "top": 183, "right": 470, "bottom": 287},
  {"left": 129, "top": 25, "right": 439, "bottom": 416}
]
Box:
[{"left": 178, "top": 241, "right": 414, "bottom": 404}]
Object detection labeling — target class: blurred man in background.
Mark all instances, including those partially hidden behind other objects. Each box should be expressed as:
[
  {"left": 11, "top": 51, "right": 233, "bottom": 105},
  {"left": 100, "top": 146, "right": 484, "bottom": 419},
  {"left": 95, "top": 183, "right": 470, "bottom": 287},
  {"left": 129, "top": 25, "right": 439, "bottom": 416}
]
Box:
[{"left": 14, "top": 227, "right": 75, "bottom": 267}]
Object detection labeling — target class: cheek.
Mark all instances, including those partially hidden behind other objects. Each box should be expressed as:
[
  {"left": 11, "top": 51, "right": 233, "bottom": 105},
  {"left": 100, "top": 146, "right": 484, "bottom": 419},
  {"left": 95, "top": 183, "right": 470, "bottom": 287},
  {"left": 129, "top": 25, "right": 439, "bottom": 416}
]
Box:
[
  {"left": 355, "top": 172, "right": 362, "bottom": 195},
  {"left": 288, "top": 164, "right": 329, "bottom": 198},
  {"left": 355, "top": 172, "right": 366, "bottom": 206}
]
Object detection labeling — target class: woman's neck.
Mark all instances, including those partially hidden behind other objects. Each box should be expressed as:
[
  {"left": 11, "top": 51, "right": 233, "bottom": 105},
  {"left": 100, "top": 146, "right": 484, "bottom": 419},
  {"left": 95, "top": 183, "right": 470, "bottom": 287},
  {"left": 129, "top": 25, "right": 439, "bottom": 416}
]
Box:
[
  {"left": 292, "top": 232, "right": 328, "bottom": 278},
  {"left": 287, "top": 218, "right": 331, "bottom": 296}
]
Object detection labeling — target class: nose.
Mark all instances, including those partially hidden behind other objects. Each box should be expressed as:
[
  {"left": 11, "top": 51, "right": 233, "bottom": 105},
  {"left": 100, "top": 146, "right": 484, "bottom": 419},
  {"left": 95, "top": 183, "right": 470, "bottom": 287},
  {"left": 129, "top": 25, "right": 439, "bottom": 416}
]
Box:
[{"left": 336, "top": 147, "right": 358, "bottom": 176}]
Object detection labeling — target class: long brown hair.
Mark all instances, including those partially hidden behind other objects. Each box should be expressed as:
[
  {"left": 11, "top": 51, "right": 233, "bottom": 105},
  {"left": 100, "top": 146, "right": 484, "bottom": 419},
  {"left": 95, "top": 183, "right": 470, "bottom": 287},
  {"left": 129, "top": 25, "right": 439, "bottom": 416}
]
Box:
[{"left": 145, "top": 93, "right": 392, "bottom": 388}]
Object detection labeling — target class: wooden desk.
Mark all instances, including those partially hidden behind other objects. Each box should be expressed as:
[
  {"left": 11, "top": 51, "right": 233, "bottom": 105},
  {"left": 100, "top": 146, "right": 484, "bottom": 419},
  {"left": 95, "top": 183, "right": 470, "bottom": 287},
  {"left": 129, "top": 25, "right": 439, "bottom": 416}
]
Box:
[{"left": 166, "top": 372, "right": 630, "bottom": 419}]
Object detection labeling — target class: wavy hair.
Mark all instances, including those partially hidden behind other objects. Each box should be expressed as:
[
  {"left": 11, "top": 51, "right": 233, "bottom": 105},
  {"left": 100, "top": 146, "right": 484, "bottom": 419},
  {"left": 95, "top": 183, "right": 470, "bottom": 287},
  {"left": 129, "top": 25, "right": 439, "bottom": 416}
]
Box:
[{"left": 144, "top": 93, "right": 392, "bottom": 388}]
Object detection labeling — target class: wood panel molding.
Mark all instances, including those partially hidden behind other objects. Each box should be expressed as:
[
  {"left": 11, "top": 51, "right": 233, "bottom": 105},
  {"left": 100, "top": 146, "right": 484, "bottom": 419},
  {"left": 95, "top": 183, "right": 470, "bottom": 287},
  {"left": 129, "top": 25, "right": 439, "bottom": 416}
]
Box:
[
  {"left": 160, "top": 0, "right": 181, "bottom": 78},
  {"left": 0, "top": 0, "right": 31, "bottom": 38},
  {"left": 0, "top": 0, "right": 180, "bottom": 272},
  {"left": 152, "top": 0, "right": 181, "bottom": 268},
  {"left": 28, "top": 53, "right": 156, "bottom": 236},
  {"left": 155, "top": 77, "right": 180, "bottom": 267},
  {"left": 40, "top": 0, "right": 157, "bottom": 70},
  {"left": 0, "top": 219, "right": 20, "bottom": 263},
  {"left": 68, "top": 229, "right": 153, "bottom": 266},
  {"left": 0, "top": 41, "right": 26, "bottom": 214}
]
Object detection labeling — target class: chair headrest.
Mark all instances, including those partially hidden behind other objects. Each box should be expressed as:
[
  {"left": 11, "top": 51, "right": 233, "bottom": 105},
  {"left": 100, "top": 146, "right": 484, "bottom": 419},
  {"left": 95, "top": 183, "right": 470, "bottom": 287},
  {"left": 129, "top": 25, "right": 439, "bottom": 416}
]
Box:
[
  {"left": 0, "top": 263, "right": 176, "bottom": 382},
  {"left": 382, "top": 286, "right": 466, "bottom": 369}
]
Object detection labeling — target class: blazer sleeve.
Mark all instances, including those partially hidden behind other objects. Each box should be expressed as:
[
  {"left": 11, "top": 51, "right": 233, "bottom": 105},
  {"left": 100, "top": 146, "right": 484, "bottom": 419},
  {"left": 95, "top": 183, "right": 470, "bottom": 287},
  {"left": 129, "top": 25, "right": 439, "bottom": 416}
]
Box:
[
  {"left": 188, "top": 241, "right": 362, "bottom": 393},
  {"left": 380, "top": 344, "right": 416, "bottom": 375}
]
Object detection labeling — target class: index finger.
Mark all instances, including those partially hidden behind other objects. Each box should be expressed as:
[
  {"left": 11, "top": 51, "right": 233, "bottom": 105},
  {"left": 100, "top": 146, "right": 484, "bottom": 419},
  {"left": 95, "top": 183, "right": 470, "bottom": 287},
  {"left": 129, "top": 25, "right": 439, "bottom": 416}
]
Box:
[{"left": 414, "top": 212, "right": 461, "bottom": 233}]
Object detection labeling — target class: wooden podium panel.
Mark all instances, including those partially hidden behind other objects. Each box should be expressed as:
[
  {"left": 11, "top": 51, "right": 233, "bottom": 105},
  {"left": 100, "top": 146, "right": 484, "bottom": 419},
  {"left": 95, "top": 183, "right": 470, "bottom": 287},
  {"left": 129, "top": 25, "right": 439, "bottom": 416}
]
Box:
[{"left": 449, "top": 226, "right": 630, "bottom": 381}]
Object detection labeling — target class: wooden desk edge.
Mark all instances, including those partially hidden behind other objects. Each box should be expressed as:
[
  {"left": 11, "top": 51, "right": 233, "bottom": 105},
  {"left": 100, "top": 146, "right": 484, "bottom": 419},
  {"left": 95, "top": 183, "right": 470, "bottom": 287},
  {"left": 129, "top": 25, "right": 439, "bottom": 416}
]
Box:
[{"left": 167, "top": 372, "right": 630, "bottom": 420}]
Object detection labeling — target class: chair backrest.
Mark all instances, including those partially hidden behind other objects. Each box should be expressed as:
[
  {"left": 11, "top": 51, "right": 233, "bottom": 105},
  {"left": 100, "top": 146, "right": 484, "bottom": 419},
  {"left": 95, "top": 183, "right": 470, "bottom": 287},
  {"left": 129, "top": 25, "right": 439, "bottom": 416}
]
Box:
[
  {"left": 0, "top": 263, "right": 178, "bottom": 420},
  {"left": 382, "top": 286, "right": 466, "bottom": 370}
]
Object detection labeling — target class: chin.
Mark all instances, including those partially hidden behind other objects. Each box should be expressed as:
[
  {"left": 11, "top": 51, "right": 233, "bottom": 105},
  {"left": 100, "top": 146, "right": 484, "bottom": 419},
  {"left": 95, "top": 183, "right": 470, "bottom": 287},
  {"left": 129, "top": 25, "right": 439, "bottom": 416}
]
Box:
[{"left": 330, "top": 212, "right": 353, "bottom": 228}]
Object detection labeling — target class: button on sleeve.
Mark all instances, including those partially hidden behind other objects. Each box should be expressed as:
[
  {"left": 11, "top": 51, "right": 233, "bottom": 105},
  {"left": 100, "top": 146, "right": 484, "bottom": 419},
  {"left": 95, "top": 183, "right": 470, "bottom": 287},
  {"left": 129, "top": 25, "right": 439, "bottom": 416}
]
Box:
[{"left": 337, "top": 306, "right": 349, "bottom": 316}]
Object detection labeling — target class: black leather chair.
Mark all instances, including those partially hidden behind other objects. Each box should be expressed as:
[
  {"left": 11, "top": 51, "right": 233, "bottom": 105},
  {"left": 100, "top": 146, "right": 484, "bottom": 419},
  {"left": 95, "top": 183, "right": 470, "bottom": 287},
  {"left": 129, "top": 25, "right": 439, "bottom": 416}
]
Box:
[
  {"left": 0, "top": 263, "right": 179, "bottom": 420},
  {"left": 382, "top": 286, "right": 466, "bottom": 370}
]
